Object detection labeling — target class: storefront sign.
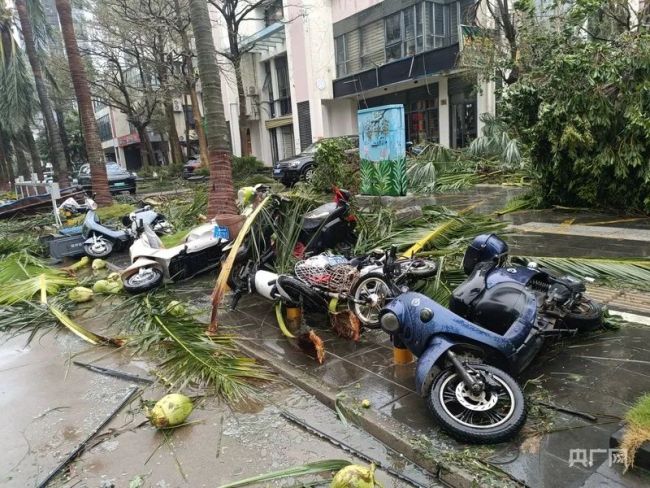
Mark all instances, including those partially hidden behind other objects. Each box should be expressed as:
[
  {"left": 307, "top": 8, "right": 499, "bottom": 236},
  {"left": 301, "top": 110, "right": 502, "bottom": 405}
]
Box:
[{"left": 118, "top": 132, "right": 140, "bottom": 147}]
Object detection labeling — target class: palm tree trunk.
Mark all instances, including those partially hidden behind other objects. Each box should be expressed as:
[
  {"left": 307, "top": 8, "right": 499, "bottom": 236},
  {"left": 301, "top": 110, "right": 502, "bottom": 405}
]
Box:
[
  {"left": 55, "top": 107, "right": 73, "bottom": 170},
  {"left": 23, "top": 125, "right": 43, "bottom": 180},
  {"left": 188, "top": 0, "right": 237, "bottom": 218},
  {"left": 165, "top": 101, "right": 184, "bottom": 165},
  {"left": 55, "top": 0, "right": 112, "bottom": 205},
  {"left": 15, "top": 0, "right": 69, "bottom": 186},
  {"left": 0, "top": 132, "right": 10, "bottom": 190},
  {"left": 12, "top": 137, "right": 30, "bottom": 180}
]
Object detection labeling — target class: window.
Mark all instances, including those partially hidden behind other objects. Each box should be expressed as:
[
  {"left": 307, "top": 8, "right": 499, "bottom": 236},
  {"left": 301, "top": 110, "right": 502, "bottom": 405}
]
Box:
[
  {"left": 427, "top": 2, "right": 448, "bottom": 48},
  {"left": 335, "top": 35, "right": 348, "bottom": 77},
  {"left": 384, "top": 5, "right": 424, "bottom": 62},
  {"left": 264, "top": 0, "right": 283, "bottom": 27},
  {"left": 385, "top": 13, "right": 402, "bottom": 61},
  {"left": 97, "top": 115, "right": 112, "bottom": 142},
  {"left": 275, "top": 55, "right": 291, "bottom": 116},
  {"left": 183, "top": 105, "right": 196, "bottom": 130}
]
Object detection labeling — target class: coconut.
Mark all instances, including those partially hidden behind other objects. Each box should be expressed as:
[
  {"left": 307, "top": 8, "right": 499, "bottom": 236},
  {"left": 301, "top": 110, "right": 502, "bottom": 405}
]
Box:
[
  {"left": 91, "top": 258, "right": 107, "bottom": 270},
  {"left": 68, "top": 286, "right": 94, "bottom": 303},
  {"left": 148, "top": 393, "right": 193, "bottom": 429},
  {"left": 330, "top": 464, "right": 376, "bottom": 488},
  {"left": 93, "top": 279, "right": 123, "bottom": 294},
  {"left": 166, "top": 300, "right": 186, "bottom": 317},
  {"left": 107, "top": 272, "right": 121, "bottom": 282},
  {"left": 68, "top": 256, "right": 90, "bottom": 271}
]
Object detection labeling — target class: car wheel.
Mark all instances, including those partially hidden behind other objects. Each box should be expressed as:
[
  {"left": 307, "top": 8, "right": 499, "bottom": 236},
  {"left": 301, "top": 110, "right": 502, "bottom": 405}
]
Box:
[{"left": 301, "top": 166, "right": 315, "bottom": 183}]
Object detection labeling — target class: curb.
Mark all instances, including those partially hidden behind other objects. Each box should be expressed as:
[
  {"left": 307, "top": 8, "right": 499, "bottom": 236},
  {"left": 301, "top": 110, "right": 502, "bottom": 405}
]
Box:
[{"left": 234, "top": 338, "right": 521, "bottom": 488}]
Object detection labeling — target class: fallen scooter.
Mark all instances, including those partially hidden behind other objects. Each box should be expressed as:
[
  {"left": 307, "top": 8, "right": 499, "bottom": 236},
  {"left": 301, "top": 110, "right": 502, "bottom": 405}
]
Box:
[
  {"left": 380, "top": 288, "right": 530, "bottom": 443},
  {"left": 452, "top": 234, "right": 604, "bottom": 332},
  {"left": 81, "top": 197, "right": 171, "bottom": 258},
  {"left": 121, "top": 222, "right": 230, "bottom": 293}
]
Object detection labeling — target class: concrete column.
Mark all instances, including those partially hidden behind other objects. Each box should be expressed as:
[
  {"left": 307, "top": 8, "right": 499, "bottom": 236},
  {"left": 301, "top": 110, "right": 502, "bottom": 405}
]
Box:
[
  {"left": 438, "top": 77, "right": 450, "bottom": 147},
  {"left": 476, "top": 78, "right": 496, "bottom": 137}
]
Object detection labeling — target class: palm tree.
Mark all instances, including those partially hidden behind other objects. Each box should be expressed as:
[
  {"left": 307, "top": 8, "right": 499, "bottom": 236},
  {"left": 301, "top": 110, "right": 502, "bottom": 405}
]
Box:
[
  {"left": 54, "top": 0, "right": 111, "bottom": 205},
  {"left": 188, "top": 0, "right": 238, "bottom": 220},
  {"left": 15, "top": 0, "right": 69, "bottom": 185}
]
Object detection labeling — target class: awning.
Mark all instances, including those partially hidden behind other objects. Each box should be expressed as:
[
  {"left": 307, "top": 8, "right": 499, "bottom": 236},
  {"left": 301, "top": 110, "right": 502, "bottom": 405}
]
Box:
[
  {"left": 265, "top": 115, "right": 293, "bottom": 129},
  {"left": 240, "top": 22, "right": 286, "bottom": 54}
]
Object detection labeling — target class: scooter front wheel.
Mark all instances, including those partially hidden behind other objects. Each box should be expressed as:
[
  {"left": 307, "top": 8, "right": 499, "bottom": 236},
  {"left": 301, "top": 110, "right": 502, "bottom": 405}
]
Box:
[
  {"left": 427, "top": 364, "right": 526, "bottom": 444},
  {"left": 84, "top": 237, "right": 113, "bottom": 258},
  {"left": 350, "top": 273, "right": 392, "bottom": 328},
  {"left": 123, "top": 267, "right": 164, "bottom": 293}
]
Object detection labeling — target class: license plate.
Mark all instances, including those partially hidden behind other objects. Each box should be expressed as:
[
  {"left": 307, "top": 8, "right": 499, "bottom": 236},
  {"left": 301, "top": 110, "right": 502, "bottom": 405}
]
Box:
[
  {"left": 273, "top": 168, "right": 282, "bottom": 175},
  {"left": 114, "top": 182, "right": 125, "bottom": 187}
]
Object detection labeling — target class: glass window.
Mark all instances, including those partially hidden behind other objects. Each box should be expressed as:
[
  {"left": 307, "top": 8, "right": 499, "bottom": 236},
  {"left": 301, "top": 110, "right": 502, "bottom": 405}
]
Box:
[
  {"left": 275, "top": 55, "right": 291, "bottom": 116},
  {"left": 97, "top": 115, "right": 112, "bottom": 142},
  {"left": 335, "top": 35, "right": 348, "bottom": 77},
  {"left": 385, "top": 13, "right": 401, "bottom": 45}
]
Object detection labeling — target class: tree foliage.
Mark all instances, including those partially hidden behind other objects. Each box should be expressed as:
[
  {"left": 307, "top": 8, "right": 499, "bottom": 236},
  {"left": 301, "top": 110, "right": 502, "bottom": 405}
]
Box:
[{"left": 501, "top": 30, "right": 650, "bottom": 212}]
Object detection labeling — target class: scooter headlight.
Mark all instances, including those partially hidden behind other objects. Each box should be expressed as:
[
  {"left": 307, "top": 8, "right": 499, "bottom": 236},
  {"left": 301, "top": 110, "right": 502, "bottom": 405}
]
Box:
[{"left": 380, "top": 311, "right": 400, "bottom": 333}]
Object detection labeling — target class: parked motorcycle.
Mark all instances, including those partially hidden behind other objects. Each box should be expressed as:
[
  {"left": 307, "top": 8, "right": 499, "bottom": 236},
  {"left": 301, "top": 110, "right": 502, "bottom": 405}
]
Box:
[
  {"left": 81, "top": 197, "right": 171, "bottom": 258},
  {"left": 451, "top": 234, "right": 604, "bottom": 332},
  {"left": 226, "top": 188, "right": 358, "bottom": 306},
  {"left": 121, "top": 222, "right": 229, "bottom": 293}
]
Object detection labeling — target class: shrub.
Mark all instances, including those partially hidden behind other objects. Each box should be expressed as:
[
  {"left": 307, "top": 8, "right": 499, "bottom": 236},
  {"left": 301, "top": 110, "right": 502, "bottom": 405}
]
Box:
[{"left": 310, "top": 139, "right": 359, "bottom": 193}]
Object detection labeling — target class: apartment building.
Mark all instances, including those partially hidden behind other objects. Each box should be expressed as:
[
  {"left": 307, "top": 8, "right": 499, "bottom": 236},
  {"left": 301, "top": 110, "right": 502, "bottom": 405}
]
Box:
[{"left": 216, "top": 0, "right": 496, "bottom": 166}]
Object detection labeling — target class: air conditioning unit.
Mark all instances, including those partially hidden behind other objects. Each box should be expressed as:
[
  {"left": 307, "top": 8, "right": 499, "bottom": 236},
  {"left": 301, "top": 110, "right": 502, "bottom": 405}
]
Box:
[
  {"left": 172, "top": 100, "right": 182, "bottom": 112},
  {"left": 247, "top": 86, "right": 258, "bottom": 96}
]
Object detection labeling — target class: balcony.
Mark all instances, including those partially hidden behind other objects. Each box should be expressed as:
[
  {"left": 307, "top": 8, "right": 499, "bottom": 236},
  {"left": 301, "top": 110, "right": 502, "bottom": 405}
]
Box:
[
  {"left": 332, "top": 43, "right": 459, "bottom": 98},
  {"left": 240, "top": 22, "right": 286, "bottom": 54}
]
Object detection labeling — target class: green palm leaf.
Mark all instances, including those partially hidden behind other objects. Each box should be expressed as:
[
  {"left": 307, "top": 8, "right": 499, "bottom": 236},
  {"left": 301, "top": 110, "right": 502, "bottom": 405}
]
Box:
[
  {"left": 515, "top": 256, "right": 650, "bottom": 290},
  {"left": 217, "top": 459, "right": 352, "bottom": 488}
]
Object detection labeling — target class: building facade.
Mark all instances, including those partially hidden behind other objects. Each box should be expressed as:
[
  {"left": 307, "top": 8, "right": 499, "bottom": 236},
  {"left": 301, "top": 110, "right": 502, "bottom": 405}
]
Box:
[{"left": 215, "top": 0, "right": 496, "bottom": 167}]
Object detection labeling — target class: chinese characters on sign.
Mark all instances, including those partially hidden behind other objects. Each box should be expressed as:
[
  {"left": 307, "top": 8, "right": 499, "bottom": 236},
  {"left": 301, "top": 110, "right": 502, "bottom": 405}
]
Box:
[{"left": 568, "top": 448, "right": 625, "bottom": 468}]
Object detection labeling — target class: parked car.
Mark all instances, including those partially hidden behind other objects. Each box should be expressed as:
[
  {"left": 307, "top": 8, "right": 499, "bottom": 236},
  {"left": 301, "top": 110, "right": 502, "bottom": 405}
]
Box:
[
  {"left": 77, "top": 163, "right": 137, "bottom": 195},
  {"left": 272, "top": 135, "right": 358, "bottom": 186},
  {"left": 182, "top": 157, "right": 206, "bottom": 179}
]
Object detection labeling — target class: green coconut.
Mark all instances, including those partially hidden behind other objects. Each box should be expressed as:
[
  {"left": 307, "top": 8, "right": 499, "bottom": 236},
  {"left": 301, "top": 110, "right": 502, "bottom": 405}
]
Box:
[
  {"left": 68, "top": 256, "right": 90, "bottom": 271},
  {"left": 107, "top": 272, "right": 121, "bottom": 282},
  {"left": 148, "top": 393, "right": 193, "bottom": 429},
  {"left": 68, "top": 286, "right": 94, "bottom": 303},
  {"left": 330, "top": 464, "right": 376, "bottom": 488},
  {"left": 166, "top": 300, "right": 186, "bottom": 317},
  {"left": 93, "top": 279, "right": 123, "bottom": 294},
  {"left": 91, "top": 258, "right": 107, "bottom": 270}
]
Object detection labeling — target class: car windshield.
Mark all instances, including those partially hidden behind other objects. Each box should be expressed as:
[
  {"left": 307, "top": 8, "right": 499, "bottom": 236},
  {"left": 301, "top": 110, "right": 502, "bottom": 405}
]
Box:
[
  {"left": 302, "top": 142, "right": 319, "bottom": 154},
  {"left": 302, "top": 137, "right": 357, "bottom": 155},
  {"left": 106, "top": 163, "right": 125, "bottom": 174}
]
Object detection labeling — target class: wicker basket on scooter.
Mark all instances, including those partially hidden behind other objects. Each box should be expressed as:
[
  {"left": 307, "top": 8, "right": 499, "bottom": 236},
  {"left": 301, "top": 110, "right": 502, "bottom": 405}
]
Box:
[{"left": 294, "top": 257, "right": 359, "bottom": 293}]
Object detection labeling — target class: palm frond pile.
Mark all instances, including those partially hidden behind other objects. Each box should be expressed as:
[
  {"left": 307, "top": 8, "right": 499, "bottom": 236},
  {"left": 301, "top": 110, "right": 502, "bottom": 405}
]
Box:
[{"left": 121, "top": 294, "right": 271, "bottom": 400}]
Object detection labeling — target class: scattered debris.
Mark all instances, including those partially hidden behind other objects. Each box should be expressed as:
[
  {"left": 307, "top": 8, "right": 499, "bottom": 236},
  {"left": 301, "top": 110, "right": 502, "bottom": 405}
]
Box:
[{"left": 73, "top": 361, "right": 153, "bottom": 384}]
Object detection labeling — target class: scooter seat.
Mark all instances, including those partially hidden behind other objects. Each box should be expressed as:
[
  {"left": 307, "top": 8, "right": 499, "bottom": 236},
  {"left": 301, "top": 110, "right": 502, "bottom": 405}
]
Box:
[
  {"left": 449, "top": 261, "right": 495, "bottom": 318},
  {"left": 471, "top": 282, "right": 531, "bottom": 335},
  {"left": 302, "top": 202, "right": 337, "bottom": 231}
]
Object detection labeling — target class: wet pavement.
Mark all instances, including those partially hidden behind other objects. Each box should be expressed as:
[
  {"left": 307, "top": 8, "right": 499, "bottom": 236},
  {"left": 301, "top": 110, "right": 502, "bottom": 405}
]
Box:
[
  {"left": 0, "top": 327, "right": 426, "bottom": 487},
  {"left": 217, "top": 292, "right": 650, "bottom": 488}
]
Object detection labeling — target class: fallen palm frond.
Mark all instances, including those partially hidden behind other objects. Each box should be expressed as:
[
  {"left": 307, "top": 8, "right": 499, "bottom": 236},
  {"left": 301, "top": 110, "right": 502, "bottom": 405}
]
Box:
[
  {"left": 514, "top": 256, "right": 650, "bottom": 291},
  {"left": 158, "top": 188, "right": 208, "bottom": 229},
  {"left": 0, "top": 252, "right": 77, "bottom": 304},
  {"left": 70, "top": 203, "right": 135, "bottom": 225},
  {"left": 0, "top": 302, "right": 53, "bottom": 340},
  {"left": 620, "top": 393, "right": 650, "bottom": 471},
  {"left": 49, "top": 305, "right": 121, "bottom": 346},
  {"left": 0, "top": 235, "right": 39, "bottom": 256},
  {"left": 494, "top": 193, "right": 541, "bottom": 216},
  {"left": 217, "top": 459, "right": 352, "bottom": 488},
  {"left": 121, "top": 294, "right": 271, "bottom": 401}
]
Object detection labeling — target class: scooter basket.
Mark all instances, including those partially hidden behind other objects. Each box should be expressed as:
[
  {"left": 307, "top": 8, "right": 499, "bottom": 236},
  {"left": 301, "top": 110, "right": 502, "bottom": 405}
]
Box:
[{"left": 294, "top": 256, "right": 358, "bottom": 293}]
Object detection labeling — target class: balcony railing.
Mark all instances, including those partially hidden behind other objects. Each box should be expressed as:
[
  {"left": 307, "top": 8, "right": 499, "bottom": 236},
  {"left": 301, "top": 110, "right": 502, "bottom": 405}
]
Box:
[{"left": 268, "top": 96, "right": 292, "bottom": 118}]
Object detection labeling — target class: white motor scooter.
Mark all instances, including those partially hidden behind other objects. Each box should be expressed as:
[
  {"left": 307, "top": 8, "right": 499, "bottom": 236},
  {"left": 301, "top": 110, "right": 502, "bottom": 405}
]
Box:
[{"left": 121, "top": 222, "right": 230, "bottom": 293}]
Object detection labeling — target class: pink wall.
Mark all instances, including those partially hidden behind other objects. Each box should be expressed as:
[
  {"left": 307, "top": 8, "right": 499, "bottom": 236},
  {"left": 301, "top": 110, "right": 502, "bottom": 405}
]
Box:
[
  {"left": 331, "top": 0, "right": 383, "bottom": 23},
  {"left": 286, "top": 4, "right": 309, "bottom": 102}
]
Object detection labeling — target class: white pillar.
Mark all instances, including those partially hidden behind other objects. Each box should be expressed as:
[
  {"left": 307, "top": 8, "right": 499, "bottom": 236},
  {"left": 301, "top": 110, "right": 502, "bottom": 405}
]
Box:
[{"left": 438, "top": 77, "right": 450, "bottom": 147}]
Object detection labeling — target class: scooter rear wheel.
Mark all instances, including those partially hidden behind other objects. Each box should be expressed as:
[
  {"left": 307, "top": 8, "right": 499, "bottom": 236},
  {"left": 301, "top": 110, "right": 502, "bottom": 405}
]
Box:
[
  {"left": 84, "top": 237, "right": 113, "bottom": 258},
  {"left": 123, "top": 267, "right": 164, "bottom": 293},
  {"left": 350, "top": 273, "right": 392, "bottom": 328},
  {"left": 563, "top": 298, "right": 603, "bottom": 332},
  {"left": 427, "top": 364, "right": 526, "bottom": 444}
]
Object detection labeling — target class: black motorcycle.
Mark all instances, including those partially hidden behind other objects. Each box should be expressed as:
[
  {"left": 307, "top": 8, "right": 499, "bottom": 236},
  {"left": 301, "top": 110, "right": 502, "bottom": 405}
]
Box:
[
  {"left": 226, "top": 188, "right": 357, "bottom": 307},
  {"left": 450, "top": 234, "right": 604, "bottom": 332}
]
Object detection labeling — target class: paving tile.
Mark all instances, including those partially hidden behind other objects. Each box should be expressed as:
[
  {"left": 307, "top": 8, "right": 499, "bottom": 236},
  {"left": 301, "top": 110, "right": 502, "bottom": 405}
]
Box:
[
  {"left": 378, "top": 392, "right": 439, "bottom": 438},
  {"left": 378, "top": 363, "right": 417, "bottom": 391},
  {"left": 309, "top": 357, "right": 374, "bottom": 389},
  {"left": 344, "top": 346, "right": 395, "bottom": 372},
  {"left": 340, "top": 373, "right": 412, "bottom": 410}
]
